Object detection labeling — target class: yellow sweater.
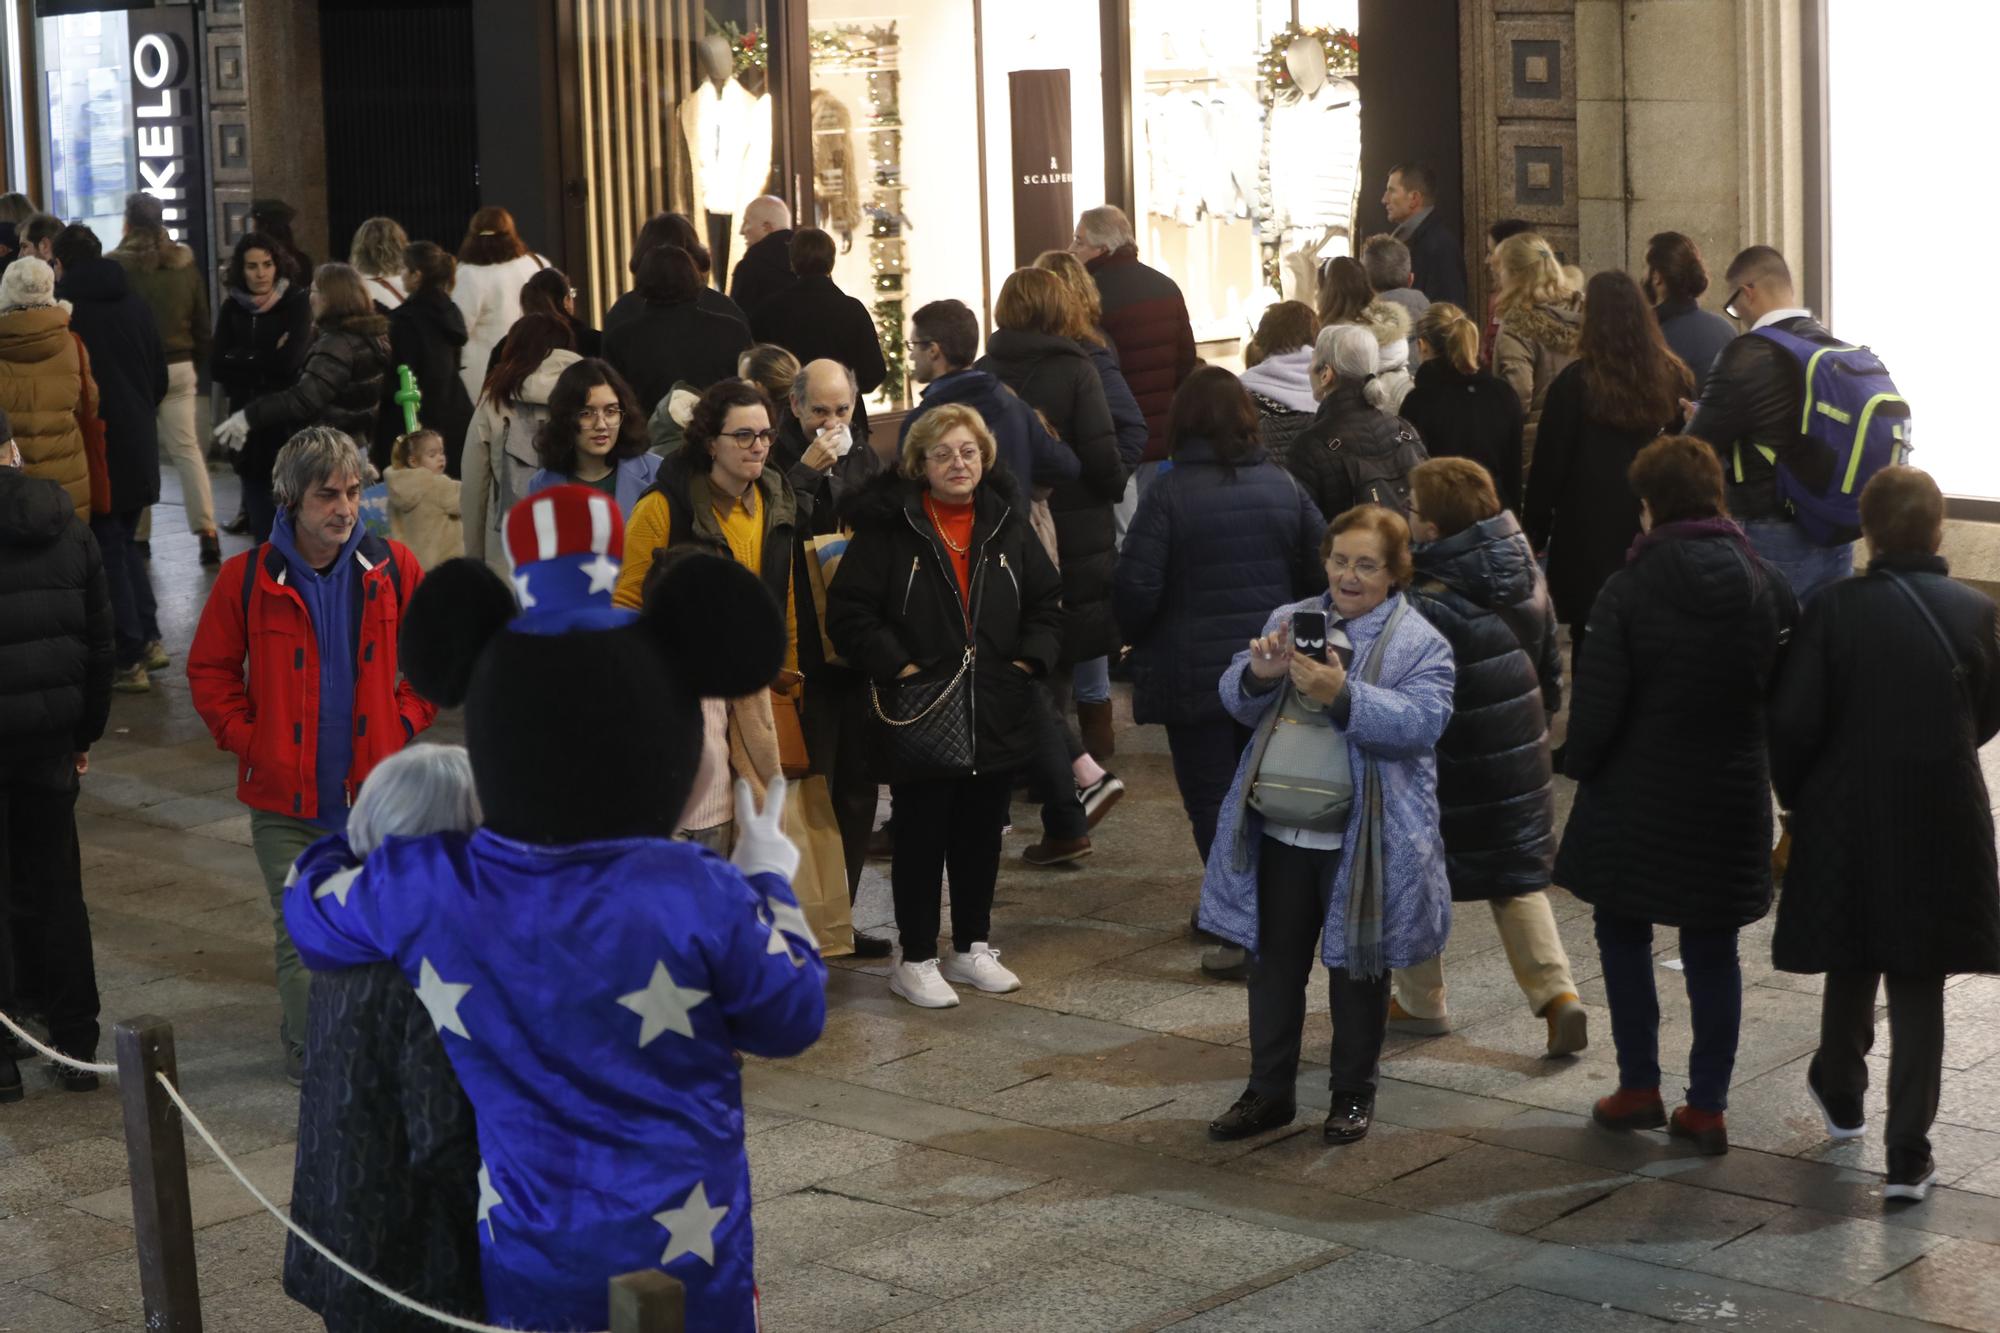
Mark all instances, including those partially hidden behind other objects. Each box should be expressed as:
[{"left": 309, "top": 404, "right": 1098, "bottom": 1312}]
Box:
[{"left": 615, "top": 486, "right": 798, "bottom": 672}]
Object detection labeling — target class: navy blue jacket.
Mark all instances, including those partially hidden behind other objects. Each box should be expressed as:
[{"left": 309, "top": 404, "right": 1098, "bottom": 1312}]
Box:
[
  {"left": 57, "top": 256, "right": 168, "bottom": 512},
  {"left": 1654, "top": 298, "right": 1735, "bottom": 397},
  {"left": 898, "top": 368, "right": 1079, "bottom": 490},
  {"left": 1087, "top": 340, "right": 1148, "bottom": 466},
  {"left": 1112, "top": 438, "right": 1325, "bottom": 726}
]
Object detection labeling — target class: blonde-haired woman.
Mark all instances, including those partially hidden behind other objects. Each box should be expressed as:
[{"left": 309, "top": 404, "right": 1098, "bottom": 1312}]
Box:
[
  {"left": 348, "top": 216, "right": 410, "bottom": 311},
  {"left": 1034, "top": 249, "right": 1147, "bottom": 466},
  {"left": 1490, "top": 232, "right": 1582, "bottom": 469},
  {"left": 1399, "top": 303, "right": 1527, "bottom": 508},
  {"left": 827, "top": 403, "right": 1065, "bottom": 1008}
]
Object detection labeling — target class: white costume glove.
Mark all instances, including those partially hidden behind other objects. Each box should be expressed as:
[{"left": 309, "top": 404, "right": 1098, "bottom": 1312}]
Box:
[
  {"left": 213, "top": 410, "right": 250, "bottom": 453},
  {"left": 730, "top": 776, "right": 800, "bottom": 882}
]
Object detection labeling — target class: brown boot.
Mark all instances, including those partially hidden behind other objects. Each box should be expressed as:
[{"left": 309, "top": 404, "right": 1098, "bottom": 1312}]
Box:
[{"left": 1077, "top": 700, "right": 1115, "bottom": 761}]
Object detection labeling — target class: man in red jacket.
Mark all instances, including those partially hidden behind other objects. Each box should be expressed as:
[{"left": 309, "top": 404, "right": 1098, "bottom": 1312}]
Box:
[{"left": 188, "top": 426, "right": 435, "bottom": 1082}]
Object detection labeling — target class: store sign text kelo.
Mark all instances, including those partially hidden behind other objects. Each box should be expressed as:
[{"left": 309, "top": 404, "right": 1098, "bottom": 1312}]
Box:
[{"left": 126, "top": 8, "right": 208, "bottom": 274}]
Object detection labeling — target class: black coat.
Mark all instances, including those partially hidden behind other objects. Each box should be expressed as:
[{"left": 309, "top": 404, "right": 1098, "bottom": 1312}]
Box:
[
  {"left": 1555, "top": 524, "right": 1798, "bottom": 929},
  {"left": 57, "top": 257, "right": 167, "bottom": 513},
  {"left": 244, "top": 311, "right": 392, "bottom": 461},
  {"left": 283, "top": 963, "right": 482, "bottom": 1331},
  {"left": 826, "top": 470, "right": 1065, "bottom": 779},
  {"left": 1398, "top": 358, "right": 1525, "bottom": 511},
  {"left": 603, "top": 285, "right": 745, "bottom": 337},
  {"left": 602, "top": 298, "right": 751, "bottom": 416},
  {"left": 1248, "top": 393, "right": 1315, "bottom": 465},
  {"left": 1406, "top": 512, "right": 1561, "bottom": 901},
  {"left": 977, "top": 328, "right": 1125, "bottom": 665},
  {"left": 729, "top": 228, "right": 794, "bottom": 316},
  {"left": 213, "top": 283, "right": 314, "bottom": 485},
  {"left": 0, "top": 470, "right": 112, "bottom": 756},
  {"left": 385, "top": 290, "right": 476, "bottom": 475},
  {"left": 1654, "top": 298, "right": 1734, "bottom": 397},
  {"left": 1686, "top": 315, "right": 1840, "bottom": 523},
  {"left": 1770, "top": 555, "right": 2000, "bottom": 975},
  {"left": 1284, "top": 381, "right": 1427, "bottom": 524},
  {"left": 1522, "top": 362, "right": 1680, "bottom": 628},
  {"left": 1405, "top": 209, "right": 1469, "bottom": 309},
  {"left": 1112, "top": 438, "right": 1325, "bottom": 726},
  {"left": 773, "top": 406, "right": 880, "bottom": 537},
  {"left": 750, "top": 274, "right": 887, "bottom": 441}
]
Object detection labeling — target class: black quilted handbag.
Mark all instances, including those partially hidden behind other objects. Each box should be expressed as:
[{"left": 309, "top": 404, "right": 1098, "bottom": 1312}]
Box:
[{"left": 869, "top": 647, "right": 976, "bottom": 779}]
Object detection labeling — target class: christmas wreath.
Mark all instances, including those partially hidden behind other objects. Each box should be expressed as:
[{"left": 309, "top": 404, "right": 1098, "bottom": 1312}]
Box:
[
  {"left": 1259, "top": 23, "right": 1359, "bottom": 102},
  {"left": 711, "top": 19, "right": 768, "bottom": 74}
]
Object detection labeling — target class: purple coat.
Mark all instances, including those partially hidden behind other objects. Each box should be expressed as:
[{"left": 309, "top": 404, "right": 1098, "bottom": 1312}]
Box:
[{"left": 1197, "top": 591, "right": 1457, "bottom": 970}]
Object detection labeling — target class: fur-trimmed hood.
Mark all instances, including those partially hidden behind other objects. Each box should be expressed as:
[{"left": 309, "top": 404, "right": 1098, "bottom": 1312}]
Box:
[
  {"left": 111, "top": 230, "right": 195, "bottom": 272},
  {"left": 1355, "top": 297, "right": 1412, "bottom": 351},
  {"left": 1501, "top": 293, "right": 1583, "bottom": 355},
  {"left": 845, "top": 462, "right": 1027, "bottom": 535}
]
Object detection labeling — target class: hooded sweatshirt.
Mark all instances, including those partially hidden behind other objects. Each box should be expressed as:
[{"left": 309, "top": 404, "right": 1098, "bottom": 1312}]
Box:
[
  {"left": 268, "top": 509, "right": 365, "bottom": 831},
  {"left": 1237, "top": 347, "right": 1317, "bottom": 413}
]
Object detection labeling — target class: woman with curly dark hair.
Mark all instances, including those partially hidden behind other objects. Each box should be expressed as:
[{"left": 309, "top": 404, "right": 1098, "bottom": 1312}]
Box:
[
  {"left": 527, "top": 358, "right": 659, "bottom": 516},
  {"left": 1522, "top": 269, "right": 1693, "bottom": 672}
]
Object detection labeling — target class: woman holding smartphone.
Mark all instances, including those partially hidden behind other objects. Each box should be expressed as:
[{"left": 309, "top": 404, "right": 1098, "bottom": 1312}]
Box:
[{"left": 1197, "top": 505, "right": 1455, "bottom": 1147}]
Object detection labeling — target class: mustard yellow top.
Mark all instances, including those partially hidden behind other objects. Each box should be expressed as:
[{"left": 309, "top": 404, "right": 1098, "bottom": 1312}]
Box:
[{"left": 615, "top": 486, "right": 799, "bottom": 673}]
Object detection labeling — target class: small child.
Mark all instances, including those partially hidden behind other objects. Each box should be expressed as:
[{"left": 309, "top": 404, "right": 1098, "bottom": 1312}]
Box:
[{"left": 387, "top": 429, "right": 463, "bottom": 569}]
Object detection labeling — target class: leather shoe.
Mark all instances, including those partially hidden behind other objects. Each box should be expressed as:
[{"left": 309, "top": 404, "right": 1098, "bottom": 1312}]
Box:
[
  {"left": 1208, "top": 1089, "right": 1296, "bottom": 1141},
  {"left": 1323, "top": 1093, "right": 1374, "bottom": 1144},
  {"left": 850, "top": 930, "right": 895, "bottom": 959},
  {"left": 1023, "top": 836, "right": 1091, "bottom": 866}
]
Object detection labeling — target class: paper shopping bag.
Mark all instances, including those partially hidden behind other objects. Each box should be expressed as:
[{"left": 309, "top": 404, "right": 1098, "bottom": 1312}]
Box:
[{"left": 779, "top": 774, "right": 854, "bottom": 958}]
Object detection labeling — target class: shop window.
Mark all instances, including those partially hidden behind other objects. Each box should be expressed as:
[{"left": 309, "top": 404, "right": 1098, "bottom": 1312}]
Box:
[
  {"left": 1131, "top": 1, "right": 1359, "bottom": 362},
  {"left": 809, "top": 5, "right": 980, "bottom": 410},
  {"left": 40, "top": 10, "right": 135, "bottom": 250},
  {"left": 1826, "top": 1, "right": 1992, "bottom": 498}
]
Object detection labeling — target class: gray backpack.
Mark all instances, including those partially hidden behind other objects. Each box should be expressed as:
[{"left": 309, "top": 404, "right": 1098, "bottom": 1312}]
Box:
[{"left": 1247, "top": 601, "right": 1407, "bottom": 832}]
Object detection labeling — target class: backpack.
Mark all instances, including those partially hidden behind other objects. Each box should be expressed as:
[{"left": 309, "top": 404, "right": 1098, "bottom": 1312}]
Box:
[
  {"left": 1333, "top": 423, "right": 1427, "bottom": 520},
  {"left": 1750, "top": 328, "right": 1910, "bottom": 546}
]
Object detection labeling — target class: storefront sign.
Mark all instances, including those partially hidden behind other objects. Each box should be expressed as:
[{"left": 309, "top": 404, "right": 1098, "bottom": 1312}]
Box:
[
  {"left": 128, "top": 7, "right": 207, "bottom": 273},
  {"left": 1009, "top": 70, "right": 1072, "bottom": 267}
]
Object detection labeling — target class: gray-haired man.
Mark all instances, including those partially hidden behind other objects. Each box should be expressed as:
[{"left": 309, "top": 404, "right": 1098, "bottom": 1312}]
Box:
[{"left": 186, "top": 427, "right": 436, "bottom": 1082}]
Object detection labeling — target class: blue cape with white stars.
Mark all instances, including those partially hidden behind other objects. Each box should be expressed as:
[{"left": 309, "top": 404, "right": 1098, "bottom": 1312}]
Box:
[{"left": 285, "top": 829, "right": 827, "bottom": 1331}]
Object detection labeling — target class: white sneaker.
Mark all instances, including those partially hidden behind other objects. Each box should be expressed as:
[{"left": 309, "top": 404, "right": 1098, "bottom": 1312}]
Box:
[
  {"left": 889, "top": 958, "right": 960, "bottom": 1008},
  {"left": 940, "top": 942, "right": 1021, "bottom": 994}
]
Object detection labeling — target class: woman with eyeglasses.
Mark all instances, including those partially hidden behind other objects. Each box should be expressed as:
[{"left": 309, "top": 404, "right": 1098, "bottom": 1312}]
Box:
[
  {"left": 827, "top": 404, "right": 1065, "bottom": 1008},
  {"left": 527, "top": 358, "right": 660, "bottom": 516},
  {"left": 1198, "top": 503, "right": 1454, "bottom": 1147},
  {"left": 616, "top": 378, "right": 802, "bottom": 851}
]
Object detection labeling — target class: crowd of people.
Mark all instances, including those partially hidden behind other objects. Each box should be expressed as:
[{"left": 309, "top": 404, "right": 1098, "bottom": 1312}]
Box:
[{"left": 0, "top": 162, "right": 1992, "bottom": 1329}]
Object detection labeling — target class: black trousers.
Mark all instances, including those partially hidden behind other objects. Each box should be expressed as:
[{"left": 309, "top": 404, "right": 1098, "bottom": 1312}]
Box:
[
  {"left": 1025, "top": 681, "right": 1088, "bottom": 841},
  {"left": 889, "top": 771, "right": 1012, "bottom": 963},
  {"left": 1247, "top": 836, "right": 1390, "bottom": 1101},
  {"left": 801, "top": 673, "right": 876, "bottom": 899},
  {"left": 1819, "top": 970, "right": 1946, "bottom": 1178},
  {"left": 91, "top": 510, "right": 160, "bottom": 667},
  {"left": 0, "top": 753, "right": 99, "bottom": 1059},
  {"left": 706, "top": 211, "right": 733, "bottom": 286},
  {"left": 1165, "top": 718, "right": 1252, "bottom": 863}
]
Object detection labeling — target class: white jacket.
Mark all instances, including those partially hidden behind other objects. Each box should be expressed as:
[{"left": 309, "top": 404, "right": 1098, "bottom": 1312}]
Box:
[
  {"left": 451, "top": 253, "right": 548, "bottom": 405},
  {"left": 459, "top": 348, "right": 581, "bottom": 573}
]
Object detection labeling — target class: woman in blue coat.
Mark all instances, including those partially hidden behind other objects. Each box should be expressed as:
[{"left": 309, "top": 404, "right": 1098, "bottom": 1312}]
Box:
[
  {"left": 1199, "top": 504, "right": 1455, "bottom": 1148},
  {"left": 1114, "top": 367, "right": 1325, "bottom": 976},
  {"left": 529, "top": 358, "right": 661, "bottom": 517}
]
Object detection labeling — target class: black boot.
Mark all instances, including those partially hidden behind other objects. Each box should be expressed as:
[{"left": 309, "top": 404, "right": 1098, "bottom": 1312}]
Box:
[
  {"left": 1323, "top": 1092, "right": 1375, "bottom": 1144},
  {"left": 1208, "top": 1088, "right": 1296, "bottom": 1141}
]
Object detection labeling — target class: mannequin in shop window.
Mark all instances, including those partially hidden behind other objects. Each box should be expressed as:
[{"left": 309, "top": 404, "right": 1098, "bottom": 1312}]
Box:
[
  {"left": 680, "top": 34, "right": 774, "bottom": 282},
  {"left": 1270, "top": 37, "right": 1362, "bottom": 304}
]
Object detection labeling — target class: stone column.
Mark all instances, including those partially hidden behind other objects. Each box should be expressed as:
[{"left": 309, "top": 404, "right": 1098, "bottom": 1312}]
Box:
[{"left": 231, "top": 0, "right": 329, "bottom": 266}]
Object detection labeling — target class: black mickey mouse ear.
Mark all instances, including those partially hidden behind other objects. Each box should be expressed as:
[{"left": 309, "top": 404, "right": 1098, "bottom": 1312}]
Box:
[
  {"left": 398, "top": 558, "right": 520, "bottom": 707},
  {"left": 637, "top": 549, "right": 786, "bottom": 697}
]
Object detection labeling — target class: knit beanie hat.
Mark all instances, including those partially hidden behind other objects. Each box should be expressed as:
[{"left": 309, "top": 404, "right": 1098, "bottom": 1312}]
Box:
[{"left": 0, "top": 255, "right": 56, "bottom": 312}]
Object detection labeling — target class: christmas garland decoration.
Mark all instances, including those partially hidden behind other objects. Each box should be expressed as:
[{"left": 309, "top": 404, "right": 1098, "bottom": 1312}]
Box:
[
  {"left": 1258, "top": 24, "right": 1358, "bottom": 102},
  {"left": 710, "top": 19, "right": 768, "bottom": 74}
]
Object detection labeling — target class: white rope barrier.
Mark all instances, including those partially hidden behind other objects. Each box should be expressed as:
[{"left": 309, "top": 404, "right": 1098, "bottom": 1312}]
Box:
[{"left": 3, "top": 1006, "right": 610, "bottom": 1333}]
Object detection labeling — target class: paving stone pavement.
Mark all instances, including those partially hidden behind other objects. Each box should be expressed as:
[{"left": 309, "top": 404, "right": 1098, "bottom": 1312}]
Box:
[{"left": 5, "top": 470, "right": 2000, "bottom": 1331}]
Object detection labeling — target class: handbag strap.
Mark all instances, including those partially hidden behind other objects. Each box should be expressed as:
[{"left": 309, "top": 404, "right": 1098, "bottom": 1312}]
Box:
[
  {"left": 869, "top": 646, "right": 973, "bottom": 726},
  {"left": 1881, "top": 568, "right": 1969, "bottom": 694}
]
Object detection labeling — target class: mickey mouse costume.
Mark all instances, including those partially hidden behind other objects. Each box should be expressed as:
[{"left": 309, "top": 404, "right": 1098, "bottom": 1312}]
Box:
[{"left": 285, "top": 485, "right": 826, "bottom": 1331}]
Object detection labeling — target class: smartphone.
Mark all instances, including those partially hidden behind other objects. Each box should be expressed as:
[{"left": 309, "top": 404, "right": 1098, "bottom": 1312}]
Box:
[{"left": 1292, "top": 609, "right": 1327, "bottom": 663}]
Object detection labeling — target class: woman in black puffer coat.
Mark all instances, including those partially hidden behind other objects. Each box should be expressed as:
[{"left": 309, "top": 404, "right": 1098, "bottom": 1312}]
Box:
[
  {"left": 1285, "top": 323, "right": 1427, "bottom": 523},
  {"left": 211, "top": 232, "right": 314, "bottom": 541},
  {"left": 1769, "top": 467, "right": 2000, "bottom": 1196},
  {"left": 1399, "top": 457, "right": 1585, "bottom": 1058},
  {"left": 1559, "top": 436, "right": 1796, "bottom": 1157},
  {"left": 235, "top": 263, "right": 389, "bottom": 530},
  {"left": 383, "top": 242, "right": 475, "bottom": 475}
]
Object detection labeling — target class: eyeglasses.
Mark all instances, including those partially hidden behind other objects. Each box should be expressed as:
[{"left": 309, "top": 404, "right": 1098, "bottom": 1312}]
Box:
[
  {"left": 721, "top": 428, "right": 777, "bottom": 448},
  {"left": 1723, "top": 285, "right": 1747, "bottom": 320},
  {"left": 903, "top": 339, "right": 935, "bottom": 353},
  {"left": 924, "top": 445, "right": 983, "bottom": 466},
  {"left": 1327, "top": 555, "right": 1386, "bottom": 578},
  {"left": 577, "top": 406, "right": 624, "bottom": 426}
]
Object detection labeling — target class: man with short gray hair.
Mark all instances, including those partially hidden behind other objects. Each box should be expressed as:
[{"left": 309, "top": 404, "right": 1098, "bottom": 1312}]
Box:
[
  {"left": 1069, "top": 204, "right": 1195, "bottom": 469},
  {"left": 187, "top": 426, "right": 436, "bottom": 1083}
]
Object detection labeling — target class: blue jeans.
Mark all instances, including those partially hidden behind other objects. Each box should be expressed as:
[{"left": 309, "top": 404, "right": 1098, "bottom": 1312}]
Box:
[
  {"left": 1072, "top": 656, "right": 1110, "bottom": 706},
  {"left": 1741, "top": 518, "right": 1854, "bottom": 605},
  {"left": 1593, "top": 910, "right": 1742, "bottom": 1112},
  {"left": 90, "top": 510, "right": 160, "bottom": 667}
]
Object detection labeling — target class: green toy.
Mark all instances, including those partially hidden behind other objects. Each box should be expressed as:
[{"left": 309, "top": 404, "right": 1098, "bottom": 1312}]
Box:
[{"left": 395, "top": 364, "right": 423, "bottom": 435}]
